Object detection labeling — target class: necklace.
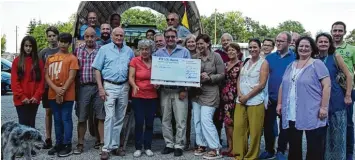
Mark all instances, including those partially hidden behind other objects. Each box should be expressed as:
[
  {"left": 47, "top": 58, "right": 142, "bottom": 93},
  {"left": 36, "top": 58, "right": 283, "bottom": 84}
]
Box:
[{"left": 292, "top": 58, "right": 311, "bottom": 82}]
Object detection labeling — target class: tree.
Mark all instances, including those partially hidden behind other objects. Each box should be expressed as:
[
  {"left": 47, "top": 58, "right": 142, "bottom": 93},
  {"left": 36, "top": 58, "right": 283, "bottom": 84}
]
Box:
[
  {"left": 121, "top": 9, "right": 167, "bottom": 32},
  {"left": 345, "top": 29, "right": 355, "bottom": 46},
  {"left": 1, "top": 35, "right": 6, "bottom": 54},
  {"left": 27, "top": 19, "right": 38, "bottom": 35},
  {"left": 276, "top": 20, "right": 306, "bottom": 35}
]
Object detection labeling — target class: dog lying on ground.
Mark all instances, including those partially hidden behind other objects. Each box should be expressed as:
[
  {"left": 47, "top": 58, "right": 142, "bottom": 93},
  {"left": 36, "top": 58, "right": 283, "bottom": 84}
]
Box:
[{"left": 1, "top": 121, "right": 45, "bottom": 160}]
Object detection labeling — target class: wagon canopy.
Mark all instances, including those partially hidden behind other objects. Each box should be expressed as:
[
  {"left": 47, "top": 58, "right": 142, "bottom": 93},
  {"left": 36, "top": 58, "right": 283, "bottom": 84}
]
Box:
[{"left": 74, "top": 1, "right": 203, "bottom": 37}]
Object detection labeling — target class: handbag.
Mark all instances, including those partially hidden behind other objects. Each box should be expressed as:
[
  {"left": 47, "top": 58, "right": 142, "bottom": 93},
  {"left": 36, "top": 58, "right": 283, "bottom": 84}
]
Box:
[{"left": 333, "top": 53, "right": 347, "bottom": 90}]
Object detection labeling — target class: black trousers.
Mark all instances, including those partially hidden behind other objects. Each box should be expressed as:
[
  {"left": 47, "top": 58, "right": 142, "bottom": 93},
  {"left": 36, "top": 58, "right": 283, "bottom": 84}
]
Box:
[
  {"left": 277, "top": 115, "right": 289, "bottom": 153},
  {"left": 16, "top": 104, "right": 39, "bottom": 128},
  {"left": 263, "top": 99, "right": 277, "bottom": 154},
  {"left": 287, "top": 121, "right": 326, "bottom": 160}
]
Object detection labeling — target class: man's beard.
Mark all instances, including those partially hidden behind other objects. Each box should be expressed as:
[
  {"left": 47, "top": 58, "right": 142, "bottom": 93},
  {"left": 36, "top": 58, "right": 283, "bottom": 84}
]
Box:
[{"left": 101, "top": 33, "right": 110, "bottom": 40}]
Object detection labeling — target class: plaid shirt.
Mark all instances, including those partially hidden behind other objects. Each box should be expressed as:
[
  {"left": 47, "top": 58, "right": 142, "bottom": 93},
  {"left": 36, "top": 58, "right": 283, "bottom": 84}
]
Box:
[{"left": 74, "top": 44, "right": 101, "bottom": 84}]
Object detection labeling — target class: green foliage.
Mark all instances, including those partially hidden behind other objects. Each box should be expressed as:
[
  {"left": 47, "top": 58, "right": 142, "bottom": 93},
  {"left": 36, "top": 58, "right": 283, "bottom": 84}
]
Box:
[
  {"left": 1, "top": 35, "right": 6, "bottom": 54},
  {"left": 121, "top": 9, "right": 167, "bottom": 32},
  {"left": 276, "top": 20, "right": 306, "bottom": 35},
  {"left": 345, "top": 29, "right": 355, "bottom": 46}
]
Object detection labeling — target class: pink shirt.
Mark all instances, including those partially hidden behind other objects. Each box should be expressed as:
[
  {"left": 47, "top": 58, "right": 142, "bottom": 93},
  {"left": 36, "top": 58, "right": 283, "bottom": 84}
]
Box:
[{"left": 129, "top": 56, "right": 157, "bottom": 99}]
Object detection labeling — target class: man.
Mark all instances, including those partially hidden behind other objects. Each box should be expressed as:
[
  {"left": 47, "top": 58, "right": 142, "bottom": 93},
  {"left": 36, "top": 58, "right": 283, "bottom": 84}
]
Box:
[
  {"left": 79, "top": 11, "right": 101, "bottom": 40},
  {"left": 166, "top": 12, "right": 191, "bottom": 42},
  {"left": 215, "top": 33, "right": 233, "bottom": 63},
  {"left": 92, "top": 27, "right": 134, "bottom": 160},
  {"left": 97, "top": 23, "right": 111, "bottom": 46},
  {"left": 73, "top": 27, "right": 105, "bottom": 155},
  {"left": 146, "top": 29, "right": 156, "bottom": 40},
  {"left": 289, "top": 32, "right": 300, "bottom": 52},
  {"left": 38, "top": 26, "right": 60, "bottom": 149},
  {"left": 109, "top": 13, "right": 121, "bottom": 29},
  {"left": 154, "top": 33, "right": 166, "bottom": 50},
  {"left": 154, "top": 27, "right": 191, "bottom": 157},
  {"left": 331, "top": 21, "right": 355, "bottom": 160},
  {"left": 262, "top": 38, "right": 275, "bottom": 56},
  {"left": 260, "top": 31, "right": 295, "bottom": 160}
]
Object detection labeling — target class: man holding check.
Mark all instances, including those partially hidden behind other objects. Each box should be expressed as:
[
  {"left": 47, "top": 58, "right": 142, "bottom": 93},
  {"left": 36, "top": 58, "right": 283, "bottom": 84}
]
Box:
[{"left": 153, "top": 26, "right": 191, "bottom": 157}]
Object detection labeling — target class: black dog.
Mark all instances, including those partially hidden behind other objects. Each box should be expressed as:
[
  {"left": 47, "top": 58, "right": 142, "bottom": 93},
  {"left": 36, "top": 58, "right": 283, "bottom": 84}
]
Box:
[{"left": 1, "top": 121, "right": 45, "bottom": 160}]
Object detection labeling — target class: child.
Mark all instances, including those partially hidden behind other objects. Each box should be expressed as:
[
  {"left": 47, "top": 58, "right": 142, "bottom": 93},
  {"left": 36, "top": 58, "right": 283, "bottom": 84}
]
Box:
[{"left": 45, "top": 33, "right": 79, "bottom": 157}]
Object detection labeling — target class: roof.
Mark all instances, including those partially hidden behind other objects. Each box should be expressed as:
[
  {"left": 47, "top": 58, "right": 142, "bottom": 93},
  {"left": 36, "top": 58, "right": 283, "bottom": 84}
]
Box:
[{"left": 74, "top": 1, "right": 203, "bottom": 36}]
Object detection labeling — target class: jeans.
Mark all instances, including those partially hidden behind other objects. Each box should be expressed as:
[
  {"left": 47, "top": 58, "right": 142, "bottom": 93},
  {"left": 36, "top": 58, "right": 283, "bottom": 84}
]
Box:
[
  {"left": 102, "top": 82, "right": 129, "bottom": 152},
  {"left": 287, "top": 121, "right": 326, "bottom": 160},
  {"left": 263, "top": 99, "right": 278, "bottom": 154},
  {"left": 192, "top": 102, "right": 221, "bottom": 149},
  {"left": 347, "top": 90, "right": 355, "bottom": 156},
  {"left": 132, "top": 98, "right": 157, "bottom": 150},
  {"left": 16, "top": 104, "right": 39, "bottom": 128},
  {"left": 49, "top": 101, "right": 74, "bottom": 145}
]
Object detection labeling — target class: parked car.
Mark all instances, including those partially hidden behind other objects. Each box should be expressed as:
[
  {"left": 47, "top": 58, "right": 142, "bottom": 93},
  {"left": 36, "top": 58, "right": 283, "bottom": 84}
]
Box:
[
  {"left": 1, "top": 71, "right": 11, "bottom": 95},
  {"left": 1, "top": 58, "right": 12, "bottom": 73}
]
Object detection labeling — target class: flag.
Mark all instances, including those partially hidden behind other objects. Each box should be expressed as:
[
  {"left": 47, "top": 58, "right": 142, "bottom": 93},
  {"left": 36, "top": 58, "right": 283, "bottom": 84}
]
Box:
[{"left": 181, "top": 1, "right": 189, "bottom": 29}]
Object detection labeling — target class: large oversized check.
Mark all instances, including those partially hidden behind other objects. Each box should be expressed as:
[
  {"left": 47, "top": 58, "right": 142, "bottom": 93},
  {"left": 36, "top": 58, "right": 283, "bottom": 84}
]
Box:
[{"left": 151, "top": 56, "right": 201, "bottom": 87}]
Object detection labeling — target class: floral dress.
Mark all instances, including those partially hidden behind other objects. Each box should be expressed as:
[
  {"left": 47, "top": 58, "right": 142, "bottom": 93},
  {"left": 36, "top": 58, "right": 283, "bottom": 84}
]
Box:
[{"left": 221, "top": 61, "right": 242, "bottom": 126}]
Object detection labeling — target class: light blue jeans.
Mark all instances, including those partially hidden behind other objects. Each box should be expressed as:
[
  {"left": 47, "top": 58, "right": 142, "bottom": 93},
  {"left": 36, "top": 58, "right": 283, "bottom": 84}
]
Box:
[
  {"left": 102, "top": 82, "right": 129, "bottom": 152},
  {"left": 192, "top": 102, "right": 222, "bottom": 149}
]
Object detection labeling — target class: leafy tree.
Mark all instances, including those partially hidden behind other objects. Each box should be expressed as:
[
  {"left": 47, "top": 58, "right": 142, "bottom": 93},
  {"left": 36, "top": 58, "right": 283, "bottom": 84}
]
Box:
[
  {"left": 1, "top": 34, "right": 6, "bottom": 54},
  {"left": 27, "top": 19, "right": 38, "bottom": 35},
  {"left": 345, "top": 29, "right": 355, "bottom": 46},
  {"left": 276, "top": 20, "right": 306, "bottom": 35},
  {"left": 121, "top": 9, "right": 167, "bottom": 32}
]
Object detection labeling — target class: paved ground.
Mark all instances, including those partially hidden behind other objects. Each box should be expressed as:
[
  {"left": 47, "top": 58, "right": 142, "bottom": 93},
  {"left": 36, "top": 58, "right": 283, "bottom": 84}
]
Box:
[{"left": 1, "top": 92, "right": 354, "bottom": 160}]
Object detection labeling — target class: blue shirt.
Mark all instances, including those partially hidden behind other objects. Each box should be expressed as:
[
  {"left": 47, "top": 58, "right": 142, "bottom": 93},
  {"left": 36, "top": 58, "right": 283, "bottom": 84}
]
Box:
[
  {"left": 79, "top": 24, "right": 101, "bottom": 40},
  {"left": 176, "top": 25, "right": 191, "bottom": 39},
  {"left": 96, "top": 38, "right": 112, "bottom": 46},
  {"left": 153, "top": 45, "right": 191, "bottom": 59},
  {"left": 266, "top": 50, "right": 295, "bottom": 100},
  {"left": 91, "top": 42, "right": 134, "bottom": 82}
]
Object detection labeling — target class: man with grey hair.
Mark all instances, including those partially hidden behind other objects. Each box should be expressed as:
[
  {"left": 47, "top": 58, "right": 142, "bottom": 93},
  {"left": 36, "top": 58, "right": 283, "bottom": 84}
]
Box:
[
  {"left": 166, "top": 12, "right": 191, "bottom": 42},
  {"left": 154, "top": 33, "right": 166, "bottom": 50},
  {"left": 154, "top": 26, "right": 191, "bottom": 157},
  {"left": 289, "top": 32, "right": 301, "bottom": 52},
  {"left": 215, "top": 33, "right": 233, "bottom": 63},
  {"left": 97, "top": 23, "right": 112, "bottom": 46},
  {"left": 260, "top": 31, "right": 295, "bottom": 160},
  {"left": 92, "top": 27, "right": 135, "bottom": 160}
]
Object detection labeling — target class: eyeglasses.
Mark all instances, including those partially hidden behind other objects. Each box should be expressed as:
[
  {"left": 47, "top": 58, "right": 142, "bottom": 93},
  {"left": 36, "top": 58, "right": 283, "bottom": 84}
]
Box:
[
  {"left": 166, "top": 18, "right": 175, "bottom": 22},
  {"left": 165, "top": 36, "right": 176, "bottom": 39}
]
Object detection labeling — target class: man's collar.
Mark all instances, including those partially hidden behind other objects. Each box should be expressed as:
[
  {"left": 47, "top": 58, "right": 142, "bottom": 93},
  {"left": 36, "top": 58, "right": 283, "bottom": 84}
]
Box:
[
  {"left": 163, "top": 45, "right": 182, "bottom": 52},
  {"left": 337, "top": 42, "right": 347, "bottom": 49}
]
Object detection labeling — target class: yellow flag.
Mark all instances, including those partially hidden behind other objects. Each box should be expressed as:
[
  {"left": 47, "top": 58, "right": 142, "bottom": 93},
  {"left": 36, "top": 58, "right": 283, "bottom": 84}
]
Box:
[{"left": 182, "top": 10, "right": 189, "bottom": 29}]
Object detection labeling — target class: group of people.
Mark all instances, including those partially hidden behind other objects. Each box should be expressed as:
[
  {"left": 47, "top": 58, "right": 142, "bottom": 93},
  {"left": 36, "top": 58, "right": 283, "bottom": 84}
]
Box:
[{"left": 9, "top": 9, "right": 355, "bottom": 160}]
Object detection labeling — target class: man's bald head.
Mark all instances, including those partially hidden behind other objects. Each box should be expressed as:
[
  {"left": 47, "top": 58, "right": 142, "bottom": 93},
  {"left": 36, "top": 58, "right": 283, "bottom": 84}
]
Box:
[
  {"left": 111, "top": 27, "right": 125, "bottom": 46},
  {"left": 84, "top": 27, "right": 96, "bottom": 48}
]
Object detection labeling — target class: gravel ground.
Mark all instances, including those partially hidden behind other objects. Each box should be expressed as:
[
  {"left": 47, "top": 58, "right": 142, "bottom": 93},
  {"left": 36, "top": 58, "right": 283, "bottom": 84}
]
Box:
[{"left": 1, "top": 93, "right": 354, "bottom": 160}]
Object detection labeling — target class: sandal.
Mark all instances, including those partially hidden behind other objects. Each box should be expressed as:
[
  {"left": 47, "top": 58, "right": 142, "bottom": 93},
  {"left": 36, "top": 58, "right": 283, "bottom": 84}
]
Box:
[
  {"left": 194, "top": 146, "right": 207, "bottom": 156},
  {"left": 202, "top": 150, "right": 223, "bottom": 159},
  {"left": 94, "top": 141, "right": 101, "bottom": 149}
]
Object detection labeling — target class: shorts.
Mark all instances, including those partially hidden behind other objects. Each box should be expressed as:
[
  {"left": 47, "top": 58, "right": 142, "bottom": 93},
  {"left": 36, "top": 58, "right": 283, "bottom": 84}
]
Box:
[{"left": 75, "top": 85, "right": 105, "bottom": 122}]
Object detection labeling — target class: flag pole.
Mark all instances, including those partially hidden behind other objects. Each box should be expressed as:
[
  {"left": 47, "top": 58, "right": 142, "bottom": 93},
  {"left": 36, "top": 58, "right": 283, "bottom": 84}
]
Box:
[{"left": 214, "top": 8, "right": 217, "bottom": 45}]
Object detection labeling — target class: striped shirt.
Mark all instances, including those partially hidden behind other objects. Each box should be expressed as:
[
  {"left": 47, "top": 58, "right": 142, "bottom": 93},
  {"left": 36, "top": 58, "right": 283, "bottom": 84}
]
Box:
[{"left": 74, "top": 44, "right": 101, "bottom": 84}]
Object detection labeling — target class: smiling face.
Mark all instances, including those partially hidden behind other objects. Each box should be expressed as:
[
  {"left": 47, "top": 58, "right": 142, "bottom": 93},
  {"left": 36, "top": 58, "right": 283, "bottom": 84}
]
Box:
[
  {"left": 164, "top": 31, "right": 177, "bottom": 47},
  {"left": 186, "top": 38, "right": 196, "bottom": 51},
  {"left": 24, "top": 40, "right": 33, "bottom": 55},
  {"left": 167, "top": 14, "right": 179, "bottom": 28},
  {"left": 84, "top": 28, "right": 96, "bottom": 48},
  {"left": 262, "top": 40, "right": 274, "bottom": 54},
  {"left": 154, "top": 35, "right": 166, "bottom": 49},
  {"left": 111, "top": 28, "right": 125, "bottom": 45},
  {"left": 248, "top": 41, "right": 261, "bottom": 58},
  {"left": 297, "top": 39, "right": 312, "bottom": 59},
  {"left": 196, "top": 39, "right": 210, "bottom": 54},
  {"left": 111, "top": 14, "right": 121, "bottom": 29},
  {"left": 87, "top": 12, "right": 97, "bottom": 27},
  {"left": 276, "top": 33, "right": 289, "bottom": 52},
  {"left": 100, "top": 24, "right": 111, "bottom": 39},
  {"left": 227, "top": 47, "right": 237, "bottom": 60},
  {"left": 331, "top": 24, "right": 345, "bottom": 43},
  {"left": 316, "top": 36, "right": 330, "bottom": 53},
  {"left": 139, "top": 46, "right": 151, "bottom": 59},
  {"left": 221, "top": 35, "right": 232, "bottom": 50}
]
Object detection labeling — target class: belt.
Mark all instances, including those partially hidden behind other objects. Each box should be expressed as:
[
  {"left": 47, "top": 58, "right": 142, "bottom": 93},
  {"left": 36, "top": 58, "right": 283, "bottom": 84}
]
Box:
[
  {"left": 80, "top": 82, "right": 97, "bottom": 86},
  {"left": 104, "top": 80, "right": 128, "bottom": 85}
]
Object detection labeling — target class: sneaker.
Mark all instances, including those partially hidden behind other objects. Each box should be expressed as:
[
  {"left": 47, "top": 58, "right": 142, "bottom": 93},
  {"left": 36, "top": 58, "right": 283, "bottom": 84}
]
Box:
[
  {"left": 58, "top": 144, "right": 72, "bottom": 157},
  {"left": 73, "top": 144, "right": 84, "bottom": 155},
  {"left": 161, "top": 147, "right": 174, "bottom": 154},
  {"left": 259, "top": 151, "right": 275, "bottom": 159},
  {"left": 145, "top": 149, "right": 154, "bottom": 157},
  {"left": 184, "top": 143, "right": 191, "bottom": 151},
  {"left": 48, "top": 144, "right": 62, "bottom": 155},
  {"left": 133, "top": 150, "right": 142, "bottom": 157},
  {"left": 15, "top": 152, "right": 24, "bottom": 158},
  {"left": 202, "top": 150, "right": 223, "bottom": 159},
  {"left": 275, "top": 151, "right": 287, "bottom": 160},
  {"left": 174, "top": 148, "right": 183, "bottom": 157},
  {"left": 43, "top": 138, "right": 53, "bottom": 149}
]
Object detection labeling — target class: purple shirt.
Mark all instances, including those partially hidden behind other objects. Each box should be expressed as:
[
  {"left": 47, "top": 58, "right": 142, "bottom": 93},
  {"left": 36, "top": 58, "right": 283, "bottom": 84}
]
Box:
[{"left": 281, "top": 59, "right": 329, "bottom": 130}]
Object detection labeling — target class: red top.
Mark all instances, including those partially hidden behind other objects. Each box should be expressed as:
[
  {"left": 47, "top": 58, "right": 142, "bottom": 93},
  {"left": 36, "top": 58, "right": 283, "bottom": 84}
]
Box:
[
  {"left": 11, "top": 56, "right": 45, "bottom": 106},
  {"left": 129, "top": 56, "right": 157, "bottom": 99}
]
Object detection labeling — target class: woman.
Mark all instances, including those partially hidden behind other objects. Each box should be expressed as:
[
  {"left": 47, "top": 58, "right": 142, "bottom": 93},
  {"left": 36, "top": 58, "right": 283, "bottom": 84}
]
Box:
[
  {"left": 183, "top": 34, "right": 197, "bottom": 150},
  {"left": 316, "top": 33, "right": 352, "bottom": 160},
  {"left": 233, "top": 38, "right": 269, "bottom": 160},
  {"left": 192, "top": 34, "right": 224, "bottom": 159},
  {"left": 129, "top": 39, "right": 157, "bottom": 157},
  {"left": 220, "top": 42, "right": 243, "bottom": 156},
  {"left": 276, "top": 36, "right": 331, "bottom": 160},
  {"left": 11, "top": 36, "right": 45, "bottom": 128}
]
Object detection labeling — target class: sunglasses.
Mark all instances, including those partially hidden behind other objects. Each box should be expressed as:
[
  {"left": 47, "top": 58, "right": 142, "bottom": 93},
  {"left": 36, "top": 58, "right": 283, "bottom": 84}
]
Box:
[{"left": 166, "top": 18, "right": 175, "bottom": 22}]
